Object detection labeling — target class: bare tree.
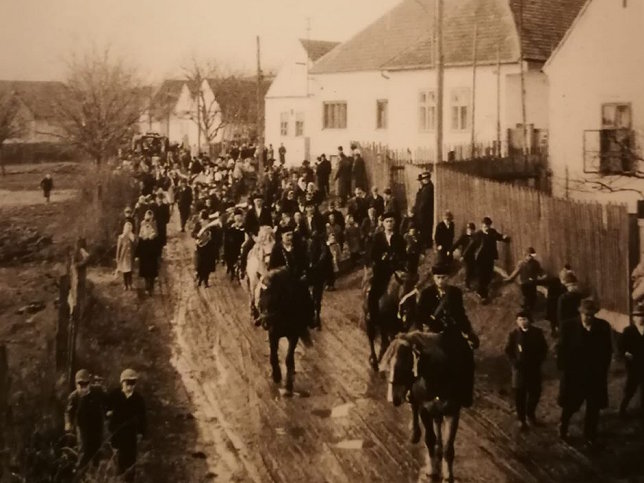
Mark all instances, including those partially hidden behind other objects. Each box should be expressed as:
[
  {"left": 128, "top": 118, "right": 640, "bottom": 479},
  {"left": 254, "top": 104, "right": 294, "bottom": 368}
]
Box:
[
  {"left": 53, "top": 49, "right": 145, "bottom": 167},
  {"left": 183, "top": 60, "right": 257, "bottom": 151},
  {"left": 0, "top": 92, "right": 24, "bottom": 176}
]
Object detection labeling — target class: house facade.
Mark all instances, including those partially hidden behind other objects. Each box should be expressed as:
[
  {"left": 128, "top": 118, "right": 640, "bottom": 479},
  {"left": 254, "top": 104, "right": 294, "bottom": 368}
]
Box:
[
  {"left": 265, "top": 39, "right": 339, "bottom": 166},
  {"left": 544, "top": 0, "right": 644, "bottom": 212},
  {"left": 305, "top": 0, "right": 585, "bottom": 162}
]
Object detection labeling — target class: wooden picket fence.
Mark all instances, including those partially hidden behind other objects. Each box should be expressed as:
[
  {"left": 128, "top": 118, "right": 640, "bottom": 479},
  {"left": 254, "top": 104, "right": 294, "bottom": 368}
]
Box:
[{"left": 358, "top": 141, "right": 633, "bottom": 313}]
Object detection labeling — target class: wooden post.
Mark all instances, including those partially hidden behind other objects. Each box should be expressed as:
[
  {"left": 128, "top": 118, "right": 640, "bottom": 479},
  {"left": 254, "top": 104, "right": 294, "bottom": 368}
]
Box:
[
  {"left": 434, "top": 0, "right": 444, "bottom": 231},
  {"left": 470, "top": 23, "right": 478, "bottom": 158},
  {"left": 518, "top": 0, "right": 529, "bottom": 169},
  {"left": 0, "top": 344, "right": 8, "bottom": 449},
  {"left": 496, "top": 45, "right": 502, "bottom": 157},
  {"left": 256, "top": 35, "right": 265, "bottom": 183}
]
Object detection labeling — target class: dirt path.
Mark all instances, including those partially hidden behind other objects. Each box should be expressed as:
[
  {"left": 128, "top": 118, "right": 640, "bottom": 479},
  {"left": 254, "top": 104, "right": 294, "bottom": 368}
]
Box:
[{"left": 156, "top": 221, "right": 616, "bottom": 483}]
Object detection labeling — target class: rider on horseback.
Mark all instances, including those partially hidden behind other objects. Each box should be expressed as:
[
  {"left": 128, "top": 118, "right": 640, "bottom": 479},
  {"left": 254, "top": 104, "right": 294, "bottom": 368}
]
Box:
[{"left": 239, "top": 193, "right": 273, "bottom": 274}]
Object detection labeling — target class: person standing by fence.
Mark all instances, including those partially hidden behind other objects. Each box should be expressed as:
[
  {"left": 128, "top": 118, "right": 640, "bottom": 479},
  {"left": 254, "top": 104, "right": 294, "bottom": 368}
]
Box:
[
  {"left": 454, "top": 222, "right": 476, "bottom": 290},
  {"left": 335, "top": 146, "right": 353, "bottom": 207},
  {"left": 412, "top": 171, "right": 434, "bottom": 250},
  {"left": 316, "top": 154, "right": 331, "bottom": 199},
  {"left": 472, "top": 217, "right": 510, "bottom": 304},
  {"left": 116, "top": 221, "right": 136, "bottom": 291},
  {"left": 434, "top": 210, "right": 455, "bottom": 265},
  {"left": 40, "top": 173, "right": 53, "bottom": 202},
  {"left": 136, "top": 210, "right": 159, "bottom": 295}
]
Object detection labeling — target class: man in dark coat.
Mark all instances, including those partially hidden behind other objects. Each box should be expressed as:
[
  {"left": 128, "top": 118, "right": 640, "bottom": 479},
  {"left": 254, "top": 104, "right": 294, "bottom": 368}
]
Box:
[
  {"left": 402, "top": 264, "right": 479, "bottom": 407},
  {"left": 303, "top": 202, "right": 326, "bottom": 236},
  {"left": 557, "top": 298, "right": 612, "bottom": 444},
  {"left": 239, "top": 193, "right": 273, "bottom": 273},
  {"left": 316, "top": 154, "right": 332, "bottom": 199},
  {"left": 412, "top": 171, "right": 434, "bottom": 249},
  {"left": 323, "top": 200, "right": 345, "bottom": 231},
  {"left": 367, "top": 186, "right": 385, "bottom": 219},
  {"left": 383, "top": 188, "right": 401, "bottom": 223},
  {"left": 505, "top": 311, "right": 548, "bottom": 429},
  {"left": 504, "top": 247, "right": 546, "bottom": 313},
  {"left": 223, "top": 210, "right": 246, "bottom": 281},
  {"left": 367, "top": 212, "right": 406, "bottom": 322},
  {"left": 269, "top": 226, "right": 307, "bottom": 280},
  {"left": 107, "top": 369, "right": 146, "bottom": 482},
  {"left": 434, "top": 210, "right": 455, "bottom": 264},
  {"left": 153, "top": 192, "right": 171, "bottom": 248},
  {"left": 307, "top": 230, "right": 334, "bottom": 328},
  {"left": 557, "top": 271, "right": 584, "bottom": 333},
  {"left": 40, "top": 174, "right": 53, "bottom": 202},
  {"left": 453, "top": 222, "right": 476, "bottom": 290},
  {"left": 351, "top": 146, "right": 368, "bottom": 192},
  {"left": 619, "top": 303, "right": 644, "bottom": 420},
  {"left": 334, "top": 146, "right": 353, "bottom": 206},
  {"left": 278, "top": 143, "right": 287, "bottom": 164},
  {"left": 348, "top": 187, "right": 369, "bottom": 226},
  {"left": 176, "top": 179, "right": 193, "bottom": 232},
  {"left": 471, "top": 217, "right": 510, "bottom": 303}
]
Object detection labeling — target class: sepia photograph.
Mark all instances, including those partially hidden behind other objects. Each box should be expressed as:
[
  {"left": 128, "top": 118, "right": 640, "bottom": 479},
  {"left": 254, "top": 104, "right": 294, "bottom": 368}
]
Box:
[{"left": 0, "top": 0, "right": 643, "bottom": 481}]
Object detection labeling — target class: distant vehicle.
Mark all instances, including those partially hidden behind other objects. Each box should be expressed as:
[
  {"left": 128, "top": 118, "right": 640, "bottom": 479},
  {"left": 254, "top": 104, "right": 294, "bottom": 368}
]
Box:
[{"left": 132, "top": 132, "right": 170, "bottom": 160}]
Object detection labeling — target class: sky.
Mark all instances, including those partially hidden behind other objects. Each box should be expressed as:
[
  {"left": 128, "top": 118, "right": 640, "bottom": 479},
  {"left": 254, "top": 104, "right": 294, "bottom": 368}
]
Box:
[{"left": 0, "top": 0, "right": 400, "bottom": 83}]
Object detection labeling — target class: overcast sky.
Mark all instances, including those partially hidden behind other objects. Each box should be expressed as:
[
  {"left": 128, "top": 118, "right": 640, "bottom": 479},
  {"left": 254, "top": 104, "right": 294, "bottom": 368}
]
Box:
[{"left": 0, "top": 0, "right": 400, "bottom": 82}]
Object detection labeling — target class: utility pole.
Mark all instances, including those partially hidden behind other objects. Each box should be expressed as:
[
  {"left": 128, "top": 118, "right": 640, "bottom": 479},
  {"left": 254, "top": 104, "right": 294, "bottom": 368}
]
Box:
[
  {"left": 518, "top": 0, "right": 529, "bottom": 168},
  {"left": 434, "top": 0, "right": 444, "bottom": 230},
  {"left": 256, "top": 35, "right": 264, "bottom": 181},
  {"left": 470, "top": 23, "right": 478, "bottom": 158},
  {"left": 496, "top": 44, "right": 501, "bottom": 157},
  {"left": 306, "top": 17, "right": 311, "bottom": 97}
]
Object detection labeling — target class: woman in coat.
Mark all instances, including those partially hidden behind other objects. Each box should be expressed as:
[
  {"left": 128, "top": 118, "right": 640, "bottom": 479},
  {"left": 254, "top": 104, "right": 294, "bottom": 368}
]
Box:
[
  {"left": 116, "top": 221, "right": 137, "bottom": 290},
  {"left": 136, "top": 210, "right": 160, "bottom": 295}
]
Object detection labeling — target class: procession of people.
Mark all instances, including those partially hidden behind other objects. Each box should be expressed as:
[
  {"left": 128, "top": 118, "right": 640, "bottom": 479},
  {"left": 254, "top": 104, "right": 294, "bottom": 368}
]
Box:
[{"left": 62, "top": 139, "right": 644, "bottom": 480}]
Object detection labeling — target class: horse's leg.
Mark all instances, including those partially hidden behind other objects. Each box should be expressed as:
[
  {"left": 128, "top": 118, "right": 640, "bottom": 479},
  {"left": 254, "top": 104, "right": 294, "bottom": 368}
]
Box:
[
  {"left": 366, "top": 319, "right": 378, "bottom": 371},
  {"left": 420, "top": 409, "right": 439, "bottom": 480},
  {"left": 377, "top": 318, "right": 392, "bottom": 363},
  {"left": 433, "top": 415, "right": 444, "bottom": 480},
  {"left": 441, "top": 411, "right": 460, "bottom": 483},
  {"left": 284, "top": 336, "right": 298, "bottom": 396},
  {"left": 410, "top": 396, "right": 421, "bottom": 444},
  {"left": 269, "top": 333, "right": 281, "bottom": 384}
]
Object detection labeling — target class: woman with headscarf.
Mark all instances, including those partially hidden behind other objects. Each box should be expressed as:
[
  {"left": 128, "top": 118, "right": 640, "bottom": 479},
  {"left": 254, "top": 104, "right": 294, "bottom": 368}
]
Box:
[
  {"left": 116, "top": 221, "right": 137, "bottom": 290},
  {"left": 136, "top": 210, "right": 159, "bottom": 295}
]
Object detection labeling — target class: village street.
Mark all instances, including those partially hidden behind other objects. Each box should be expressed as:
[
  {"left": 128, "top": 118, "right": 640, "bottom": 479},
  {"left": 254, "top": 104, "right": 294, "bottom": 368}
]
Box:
[{"left": 150, "top": 220, "right": 620, "bottom": 483}]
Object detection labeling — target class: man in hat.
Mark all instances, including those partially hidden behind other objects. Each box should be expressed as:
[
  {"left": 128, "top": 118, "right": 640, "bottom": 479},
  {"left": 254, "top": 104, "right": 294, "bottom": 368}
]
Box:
[
  {"left": 434, "top": 210, "right": 455, "bottom": 264},
  {"left": 367, "top": 212, "right": 406, "bottom": 322},
  {"left": 278, "top": 142, "right": 287, "bottom": 164},
  {"left": 367, "top": 186, "right": 384, "bottom": 219},
  {"left": 223, "top": 209, "right": 246, "bottom": 281},
  {"left": 453, "top": 222, "right": 477, "bottom": 290},
  {"left": 557, "top": 298, "right": 612, "bottom": 445},
  {"left": 303, "top": 201, "right": 325, "bottom": 238},
  {"left": 239, "top": 193, "right": 273, "bottom": 273},
  {"left": 504, "top": 247, "right": 546, "bottom": 312},
  {"left": 412, "top": 171, "right": 434, "bottom": 250},
  {"left": 65, "top": 369, "right": 106, "bottom": 469},
  {"left": 175, "top": 178, "right": 193, "bottom": 231},
  {"left": 269, "top": 224, "right": 307, "bottom": 280},
  {"left": 334, "top": 146, "right": 353, "bottom": 207},
  {"left": 505, "top": 311, "right": 548, "bottom": 430},
  {"left": 107, "top": 368, "right": 146, "bottom": 482},
  {"left": 153, "top": 191, "right": 170, "bottom": 249},
  {"left": 40, "top": 174, "right": 53, "bottom": 202},
  {"left": 557, "top": 271, "right": 583, "bottom": 334},
  {"left": 471, "top": 217, "right": 510, "bottom": 303},
  {"left": 316, "top": 154, "right": 332, "bottom": 199},
  {"left": 348, "top": 187, "right": 369, "bottom": 226},
  {"left": 619, "top": 302, "right": 644, "bottom": 421},
  {"left": 383, "top": 187, "right": 401, "bottom": 223},
  {"left": 352, "top": 146, "right": 368, "bottom": 192}
]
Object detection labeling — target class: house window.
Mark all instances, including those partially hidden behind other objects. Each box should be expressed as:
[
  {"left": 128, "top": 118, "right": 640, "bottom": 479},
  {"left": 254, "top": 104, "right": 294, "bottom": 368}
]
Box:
[
  {"left": 280, "top": 112, "right": 288, "bottom": 136},
  {"left": 419, "top": 91, "right": 436, "bottom": 131},
  {"left": 323, "top": 102, "right": 347, "bottom": 129},
  {"left": 295, "top": 112, "right": 304, "bottom": 137},
  {"left": 599, "top": 103, "right": 634, "bottom": 173},
  {"left": 450, "top": 88, "right": 471, "bottom": 131},
  {"left": 376, "top": 100, "right": 388, "bottom": 129}
]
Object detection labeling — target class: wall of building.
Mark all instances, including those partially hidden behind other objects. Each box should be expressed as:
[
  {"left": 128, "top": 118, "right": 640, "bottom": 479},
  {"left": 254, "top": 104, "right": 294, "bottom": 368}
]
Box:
[
  {"left": 265, "top": 96, "right": 310, "bottom": 165},
  {"left": 546, "top": 0, "right": 644, "bottom": 212}
]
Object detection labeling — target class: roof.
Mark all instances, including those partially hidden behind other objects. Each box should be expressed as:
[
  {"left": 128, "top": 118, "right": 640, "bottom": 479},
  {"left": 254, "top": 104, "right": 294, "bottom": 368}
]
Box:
[
  {"left": 543, "top": 0, "right": 592, "bottom": 70},
  {"left": 299, "top": 39, "right": 340, "bottom": 62},
  {"left": 149, "top": 79, "right": 185, "bottom": 119},
  {"left": 0, "top": 81, "right": 67, "bottom": 120},
  {"left": 311, "top": 0, "right": 587, "bottom": 74}
]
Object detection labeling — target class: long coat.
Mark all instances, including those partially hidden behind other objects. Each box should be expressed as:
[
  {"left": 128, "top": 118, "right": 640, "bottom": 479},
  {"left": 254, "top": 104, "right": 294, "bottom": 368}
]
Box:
[
  {"left": 505, "top": 326, "right": 547, "bottom": 388},
  {"left": 136, "top": 236, "right": 159, "bottom": 279},
  {"left": 352, "top": 154, "right": 368, "bottom": 192},
  {"left": 413, "top": 182, "right": 434, "bottom": 242},
  {"left": 335, "top": 154, "right": 353, "bottom": 200},
  {"left": 557, "top": 317, "right": 612, "bottom": 408}
]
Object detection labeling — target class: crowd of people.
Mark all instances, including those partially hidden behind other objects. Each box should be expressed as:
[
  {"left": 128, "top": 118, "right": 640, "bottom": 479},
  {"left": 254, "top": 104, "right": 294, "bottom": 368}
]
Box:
[{"left": 62, "top": 139, "right": 644, "bottom": 480}]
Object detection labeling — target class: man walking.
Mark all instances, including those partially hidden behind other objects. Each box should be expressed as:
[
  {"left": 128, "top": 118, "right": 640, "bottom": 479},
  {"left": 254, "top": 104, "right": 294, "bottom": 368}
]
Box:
[
  {"left": 107, "top": 369, "right": 147, "bottom": 482},
  {"left": 504, "top": 247, "right": 546, "bottom": 312},
  {"left": 176, "top": 178, "right": 193, "bottom": 233},
  {"left": 472, "top": 217, "right": 510, "bottom": 303},
  {"left": 619, "top": 302, "right": 644, "bottom": 422},
  {"left": 505, "top": 311, "right": 548, "bottom": 430},
  {"left": 412, "top": 171, "right": 434, "bottom": 249},
  {"left": 334, "top": 146, "right": 353, "bottom": 207},
  {"left": 434, "top": 210, "right": 455, "bottom": 265},
  {"left": 557, "top": 298, "right": 612, "bottom": 446},
  {"left": 40, "top": 174, "right": 53, "bottom": 202}
]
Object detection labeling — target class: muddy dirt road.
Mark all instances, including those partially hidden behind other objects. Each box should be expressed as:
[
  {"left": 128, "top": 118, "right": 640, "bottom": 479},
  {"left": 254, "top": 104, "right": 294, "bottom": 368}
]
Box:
[{"left": 154, "top": 223, "right": 618, "bottom": 483}]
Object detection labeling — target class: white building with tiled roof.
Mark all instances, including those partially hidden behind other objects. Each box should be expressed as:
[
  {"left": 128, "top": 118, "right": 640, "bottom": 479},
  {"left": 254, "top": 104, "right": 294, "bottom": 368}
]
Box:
[
  {"left": 303, "top": 0, "right": 586, "bottom": 163},
  {"left": 264, "top": 38, "right": 339, "bottom": 165}
]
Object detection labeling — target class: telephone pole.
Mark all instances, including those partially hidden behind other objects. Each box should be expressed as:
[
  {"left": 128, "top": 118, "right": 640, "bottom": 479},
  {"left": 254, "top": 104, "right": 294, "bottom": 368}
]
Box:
[
  {"left": 256, "top": 35, "right": 264, "bottom": 181},
  {"left": 435, "top": 0, "right": 444, "bottom": 166}
]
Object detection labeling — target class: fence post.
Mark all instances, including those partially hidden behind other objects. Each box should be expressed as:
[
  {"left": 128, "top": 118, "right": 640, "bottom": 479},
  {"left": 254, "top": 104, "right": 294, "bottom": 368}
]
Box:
[{"left": 0, "top": 345, "right": 8, "bottom": 451}]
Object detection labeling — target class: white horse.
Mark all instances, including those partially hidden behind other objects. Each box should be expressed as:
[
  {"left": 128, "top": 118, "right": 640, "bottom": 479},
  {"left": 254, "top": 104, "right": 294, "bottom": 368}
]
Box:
[{"left": 244, "top": 226, "right": 275, "bottom": 322}]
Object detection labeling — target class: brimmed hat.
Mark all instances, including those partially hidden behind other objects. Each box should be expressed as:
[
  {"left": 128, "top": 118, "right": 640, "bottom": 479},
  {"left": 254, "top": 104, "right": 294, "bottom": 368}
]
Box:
[
  {"left": 526, "top": 247, "right": 536, "bottom": 255},
  {"left": 561, "top": 271, "right": 578, "bottom": 285},
  {"left": 276, "top": 224, "right": 295, "bottom": 237},
  {"left": 120, "top": 368, "right": 139, "bottom": 382},
  {"left": 580, "top": 298, "right": 599, "bottom": 315},
  {"left": 382, "top": 211, "right": 396, "bottom": 221},
  {"left": 75, "top": 369, "right": 91, "bottom": 383},
  {"left": 383, "top": 188, "right": 392, "bottom": 195},
  {"left": 251, "top": 192, "right": 264, "bottom": 200},
  {"left": 432, "top": 264, "right": 450, "bottom": 276},
  {"left": 417, "top": 171, "right": 431, "bottom": 181},
  {"left": 466, "top": 222, "right": 476, "bottom": 230},
  {"left": 443, "top": 210, "right": 453, "bottom": 220},
  {"left": 482, "top": 216, "right": 493, "bottom": 225}
]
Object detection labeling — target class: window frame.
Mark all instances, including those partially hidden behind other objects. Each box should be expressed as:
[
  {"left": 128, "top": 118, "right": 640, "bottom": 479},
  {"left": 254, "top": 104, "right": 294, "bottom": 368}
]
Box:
[
  {"left": 449, "top": 88, "right": 471, "bottom": 132},
  {"left": 376, "top": 99, "right": 388, "bottom": 130},
  {"left": 418, "top": 90, "right": 436, "bottom": 132},
  {"left": 280, "top": 111, "right": 289, "bottom": 137},
  {"left": 322, "top": 101, "right": 347, "bottom": 129}
]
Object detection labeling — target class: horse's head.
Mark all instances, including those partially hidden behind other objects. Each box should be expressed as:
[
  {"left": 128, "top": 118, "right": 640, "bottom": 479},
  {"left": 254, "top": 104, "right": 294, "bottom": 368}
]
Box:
[{"left": 381, "top": 338, "right": 416, "bottom": 407}]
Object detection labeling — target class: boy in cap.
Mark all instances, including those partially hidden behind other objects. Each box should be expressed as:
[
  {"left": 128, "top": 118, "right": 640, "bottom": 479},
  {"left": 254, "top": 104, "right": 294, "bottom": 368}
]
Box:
[
  {"left": 504, "top": 247, "right": 546, "bottom": 312},
  {"left": 434, "top": 210, "right": 455, "bottom": 264},
  {"left": 65, "top": 369, "right": 106, "bottom": 469},
  {"left": 453, "top": 222, "right": 477, "bottom": 290},
  {"left": 505, "top": 311, "right": 548, "bottom": 430},
  {"left": 107, "top": 369, "right": 147, "bottom": 482},
  {"left": 619, "top": 302, "right": 644, "bottom": 421},
  {"left": 557, "top": 298, "right": 612, "bottom": 445}
]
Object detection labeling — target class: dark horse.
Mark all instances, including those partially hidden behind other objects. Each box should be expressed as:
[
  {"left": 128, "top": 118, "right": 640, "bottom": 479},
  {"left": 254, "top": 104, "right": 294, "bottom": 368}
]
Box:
[
  {"left": 257, "top": 267, "right": 314, "bottom": 395},
  {"left": 382, "top": 332, "right": 472, "bottom": 482},
  {"left": 362, "top": 268, "right": 417, "bottom": 371}
]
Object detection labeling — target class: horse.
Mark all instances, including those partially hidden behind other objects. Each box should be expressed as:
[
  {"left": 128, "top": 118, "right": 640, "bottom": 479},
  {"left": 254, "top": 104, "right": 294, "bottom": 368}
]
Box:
[
  {"left": 256, "top": 267, "right": 314, "bottom": 395},
  {"left": 382, "top": 332, "right": 470, "bottom": 483},
  {"left": 243, "top": 225, "right": 275, "bottom": 323},
  {"left": 362, "top": 267, "right": 416, "bottom": 371}
]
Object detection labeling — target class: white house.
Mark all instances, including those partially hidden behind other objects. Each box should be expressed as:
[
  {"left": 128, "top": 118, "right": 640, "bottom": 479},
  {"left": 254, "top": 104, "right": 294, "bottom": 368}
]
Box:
[
  {"left": 544, "top": 0, "right": 644, "bottom": 212},
  {"left": 265, "top": 39, "right": 339, "bottom": 165},
  {"left": 307, "top": 0, "right": 586, "bottom": 162}
]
